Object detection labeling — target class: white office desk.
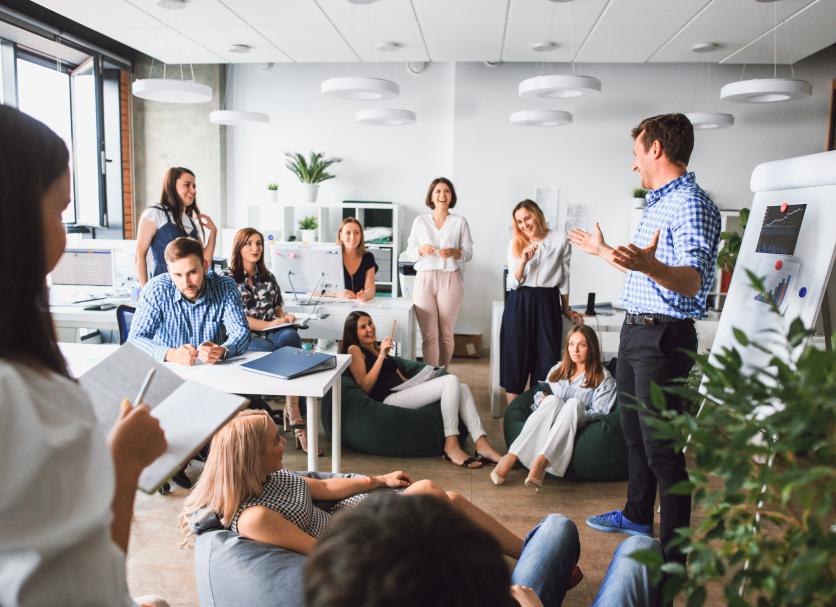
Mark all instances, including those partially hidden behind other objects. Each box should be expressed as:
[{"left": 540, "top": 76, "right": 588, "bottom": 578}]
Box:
[
  {"left": 59, "top": 342, "right": 351, "bottom": 473},
  {"left": 286, "top": 296, "right": 416, "bottom": 359}
]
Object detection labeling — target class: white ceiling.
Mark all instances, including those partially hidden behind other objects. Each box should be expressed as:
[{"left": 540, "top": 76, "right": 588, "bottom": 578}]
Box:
[{"left": 30, "top": 0, "right": 836, "bottom": 65}]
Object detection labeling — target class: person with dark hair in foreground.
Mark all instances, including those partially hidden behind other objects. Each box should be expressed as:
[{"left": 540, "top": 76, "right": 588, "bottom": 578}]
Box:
[{"left": 305, "top": 493, "right": 663, "bottom": 607}]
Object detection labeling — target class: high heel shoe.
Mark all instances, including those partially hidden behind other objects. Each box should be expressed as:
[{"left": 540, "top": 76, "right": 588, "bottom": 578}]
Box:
[
  {"left": 490, "top": 470, "right": 506, "bottom": 486},
  {"left": 284, "top": 403, "right": 324, "bottom": 456},
  {"left": 524, "top": 475, "right": 543, "bottom": 492}
]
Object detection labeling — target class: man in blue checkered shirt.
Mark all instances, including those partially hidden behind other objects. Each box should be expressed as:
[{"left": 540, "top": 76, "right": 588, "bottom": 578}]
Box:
[
  {"left": 129, "top": 237, "right": 249, "bottom": 364},
  {"left": 569, "top": 113, "right": 720, "bottom": 564}
]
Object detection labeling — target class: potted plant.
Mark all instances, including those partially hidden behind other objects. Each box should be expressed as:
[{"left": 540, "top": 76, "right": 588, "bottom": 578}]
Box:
[
  {"left": 633, "top": 277, "right": 835, "bottom": 607},
  {"left": 285, "top": 151, "right": 342, "bottom": 203},
  {"left": 298, "top": 215, "right": 318, "bottom": 244},
  {"left": 716, "top": 207, "right": 750, "bottom": 292},
  {"left": 267, "top": 182, "right": 278, "bottom": 202},
  {"left": 632, "top": 187, "right": 649, "bottom": 209}
]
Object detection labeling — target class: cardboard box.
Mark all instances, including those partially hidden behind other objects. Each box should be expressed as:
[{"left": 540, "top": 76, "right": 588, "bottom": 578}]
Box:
[{"left": 453, "top": 333, "right": 482, "bottom": 359}]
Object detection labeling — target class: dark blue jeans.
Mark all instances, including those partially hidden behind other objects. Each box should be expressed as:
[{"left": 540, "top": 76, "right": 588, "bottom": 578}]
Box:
[{"left": 248, "top": 328, "right": 302, "bottom": 352}]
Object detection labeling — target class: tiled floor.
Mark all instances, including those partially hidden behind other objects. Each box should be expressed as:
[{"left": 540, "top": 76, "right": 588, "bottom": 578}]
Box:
[{"left": 126, "top": 357, "right": 639, "bottom": 606}]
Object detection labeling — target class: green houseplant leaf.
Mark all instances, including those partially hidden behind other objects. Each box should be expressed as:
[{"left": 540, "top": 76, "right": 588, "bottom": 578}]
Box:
[{"left": 285, "top": 151, "right": 342, "bottom": 184}]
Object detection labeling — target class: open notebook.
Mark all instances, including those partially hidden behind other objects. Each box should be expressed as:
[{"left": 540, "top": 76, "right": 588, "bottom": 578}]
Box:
[{"left": 79, "top": 344, "right": 248, "bottom": 493}]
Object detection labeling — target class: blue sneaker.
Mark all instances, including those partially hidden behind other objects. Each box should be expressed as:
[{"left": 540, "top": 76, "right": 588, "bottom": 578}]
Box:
[{"left": 586, "top": 510, "right": 652, "bottom": 536}]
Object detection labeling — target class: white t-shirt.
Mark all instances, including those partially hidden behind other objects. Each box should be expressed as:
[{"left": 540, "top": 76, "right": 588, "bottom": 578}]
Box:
[
  {"left": 0, "top": 361, "right": 133, "bottom": 607},
  {"left": 140, "top": 206, "right": 200, "bottom": 236},
  {"left": 405, "top": 213, "right": 473, "bottom": 272}
]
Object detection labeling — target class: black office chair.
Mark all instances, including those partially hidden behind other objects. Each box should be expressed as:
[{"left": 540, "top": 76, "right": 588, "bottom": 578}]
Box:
[{"left": 116, "top": 305, "right": 136, "bottom": 345}]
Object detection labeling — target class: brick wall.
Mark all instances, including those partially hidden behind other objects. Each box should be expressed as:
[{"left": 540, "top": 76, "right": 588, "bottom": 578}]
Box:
[{"left": 120, "top": 69, "right": 134, "bottom": 238}]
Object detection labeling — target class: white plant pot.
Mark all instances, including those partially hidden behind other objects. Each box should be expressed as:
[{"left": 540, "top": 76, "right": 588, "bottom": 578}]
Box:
[
  {"left": 300, "top": 229, "right": 317, "bottom": 244},
  {"left": 633, "top": 197, "right": 647, "bottom": 209},
  {"left": 268, "top": 190, "right": 278, "bottom": 202},
  {"left": 302, "top": 183, "right": 319, "bottom": 203}
]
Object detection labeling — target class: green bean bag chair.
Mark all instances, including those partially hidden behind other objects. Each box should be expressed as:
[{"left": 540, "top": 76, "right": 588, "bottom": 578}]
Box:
[
  {"left": 503, "top": 389, "right": 628, "bottom": 482},
  {"left": 322, "top": 358, "right": 466, "bottom": 458}
]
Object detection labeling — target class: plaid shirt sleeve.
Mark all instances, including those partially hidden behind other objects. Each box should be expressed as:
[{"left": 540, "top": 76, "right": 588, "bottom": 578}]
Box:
[
  {"left": 218, "top": 278, "right": 250, "bottom": 356},
  {"left": 127, "top": 280, "right": 171, "bottom": 362},
  {"left": 670, "top": 196, "right": 721, "bottom": 285}
]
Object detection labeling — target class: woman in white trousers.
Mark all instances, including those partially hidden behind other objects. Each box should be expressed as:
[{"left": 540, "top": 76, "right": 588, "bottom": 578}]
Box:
[
  {"left": 406, "top": 177, "right": 473, "bottom": 367},
  {"left": 492, "top": 325, "right": 616, "bottom": 490},
  {"left": 340, "top": 311, "right": 503, "bottom": 468}
]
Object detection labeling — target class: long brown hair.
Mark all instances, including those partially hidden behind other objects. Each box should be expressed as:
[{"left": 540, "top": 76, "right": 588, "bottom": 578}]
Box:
[
  {"left": 511, "top": 199, "right": 549, "bottom": 258},
  {"left": 180, "top": 410, "right": 273, "bottom": 542},
  {"left": 228, "top": 227, "right": 270, "bottom": 283},
  {"left": 156, "top": 166, "right": 205, "bottom": 241},
  {"left": 336, "top": 217, "right": 366, "bottom": 255},
  {"left": 0, "top": 105, "right": 70, "bottom": 377},
  {"left": 547, "top": 325, "right": 604, "bottom": 388},
  {"left": 338, "top": 311, "right": 374, "bottom": 355}
]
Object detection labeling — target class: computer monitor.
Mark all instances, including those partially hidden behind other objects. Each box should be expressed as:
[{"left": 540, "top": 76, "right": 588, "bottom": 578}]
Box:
[
  {"left": 51, "top": 248, "right": 115, "bottom": 287},
  {"left": 270, "top": 242, "right": 343, "bottom": 298}
]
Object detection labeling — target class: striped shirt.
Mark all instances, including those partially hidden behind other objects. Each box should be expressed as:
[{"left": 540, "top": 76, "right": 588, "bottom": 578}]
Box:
[
  {"left": 619, "top": 172, "right": 721, "bottom": 318},
  {"left": 128, "top": 271, "right": 249, "bottom": 361}
]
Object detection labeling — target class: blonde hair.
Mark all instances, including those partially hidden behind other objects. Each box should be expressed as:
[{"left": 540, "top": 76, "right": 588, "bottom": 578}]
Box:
[
  {"left": 511, "top": 199, "right": 549, "bottom": 258},
  {"left": 179, "top": 410, "right": 273, "bottom": 543},
  {"left": 336, "top": 217, "right": 366, "bottom": 255}
]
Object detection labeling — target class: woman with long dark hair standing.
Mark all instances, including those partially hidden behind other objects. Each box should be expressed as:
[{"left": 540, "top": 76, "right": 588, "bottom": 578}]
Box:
[
  {"left": 405, "top": 177, "right": 473, "bottom": 367},
  {"left": 135, "top": 166, "right": 217, "bottom": 286},
  {"left": 500, "top": 200, "right": 583, "bottom": 405},
  {"left": 0, "top": 105, "right": 167, "bottom": 605}
]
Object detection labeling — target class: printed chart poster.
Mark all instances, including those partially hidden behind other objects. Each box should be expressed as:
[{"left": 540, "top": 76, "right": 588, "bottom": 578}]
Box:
[
  {"left": 747, "top": 257, "right": 801, "bottom": 315},
  {"left": 755, "top": 204, "right": 806, "bottom": 255}
]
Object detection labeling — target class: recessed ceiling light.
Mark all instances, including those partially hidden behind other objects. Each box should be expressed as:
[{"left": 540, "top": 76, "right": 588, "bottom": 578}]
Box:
[
  {"left": 157, "top": 0, "right": 188, "bottom": 8},
  {"left": 691, "top": 42, "right": 719, "bottom": 53},
  {"left": 720, "top": 78, "right": 812, "bottom": 103},
  {"left": 531, "top": 41, "right": 559, "bottom": 52},
  {"left": 356, "top": 108, "right": 416, "bottom": 126},
  {"left": 375, "top": 41, "right": 402, "bottom": 52},
  {"left": 510, "top": 110, "right": 573, "bottom": 127},
  {"left": 686, "top": 112, "right": 735, "bottom": 130},
  {"left": 519, "top": 74, "right": 601, "bottom": 99},
  {"left": 228, "top": 44, "right": 251, "bottom": 54},
  {"left": 321, "top": 77, "right": 399, "bottom": 100}
]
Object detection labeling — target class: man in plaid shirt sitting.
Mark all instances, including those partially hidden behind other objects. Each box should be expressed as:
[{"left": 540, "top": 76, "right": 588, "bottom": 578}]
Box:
[{"left": 569, "top": 113, "right": 721, "bottom": 565}]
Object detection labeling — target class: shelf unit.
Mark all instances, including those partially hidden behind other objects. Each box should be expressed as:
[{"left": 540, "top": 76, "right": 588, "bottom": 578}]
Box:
[
  {"left": 629, "top": 207, "right": 740, "bottom": 311},
  {"left": 249, "top": 201, "right": 401, "bottom": 296}
]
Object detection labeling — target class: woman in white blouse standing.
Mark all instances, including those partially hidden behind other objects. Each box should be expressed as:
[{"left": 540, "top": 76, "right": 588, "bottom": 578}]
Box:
[
  {"left": 406, "top": 177, "right": 473, "bottom": 367},
  {"left": 500, "top": 199, "right": 583, "bottom": 405}
]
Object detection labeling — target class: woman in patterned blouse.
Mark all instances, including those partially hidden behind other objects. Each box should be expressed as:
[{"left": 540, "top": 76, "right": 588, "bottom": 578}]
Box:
[
  {"left": 223, "top": 228, "right": 317, "bottom": 453},
  {"left": 180, "top": 410, "right": 524, "bottom": 558}
]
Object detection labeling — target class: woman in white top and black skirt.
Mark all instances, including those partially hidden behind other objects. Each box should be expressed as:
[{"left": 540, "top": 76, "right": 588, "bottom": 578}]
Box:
[
  {"left": 406, "top": 177, "right": 473, "bottom": 367},
  {"left": 500, "top": 200, "right": 583, "bottom": 404}
]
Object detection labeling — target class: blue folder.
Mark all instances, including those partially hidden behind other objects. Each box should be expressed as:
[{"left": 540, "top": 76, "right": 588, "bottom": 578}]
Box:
[{"left": 241, "top": 346, "right": 336, "bottom": 380}]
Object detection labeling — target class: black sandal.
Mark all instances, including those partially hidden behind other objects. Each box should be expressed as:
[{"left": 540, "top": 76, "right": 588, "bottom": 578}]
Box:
[
  {"left": 474, "top": 452, "right": 499, "bottom": 465},
  {"left": 442, "top": 452, "right": 482, "bottom": 469}
]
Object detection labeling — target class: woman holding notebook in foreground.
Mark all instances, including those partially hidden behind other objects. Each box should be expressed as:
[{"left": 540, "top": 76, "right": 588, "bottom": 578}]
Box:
[{"left": 339, "top": 311, "right": 503, "bottom": 468}]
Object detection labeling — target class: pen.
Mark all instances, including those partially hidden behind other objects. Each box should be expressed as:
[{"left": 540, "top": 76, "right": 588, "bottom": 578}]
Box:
[{"left": 133, "top": 368, "right": 156, "bottom": 407}]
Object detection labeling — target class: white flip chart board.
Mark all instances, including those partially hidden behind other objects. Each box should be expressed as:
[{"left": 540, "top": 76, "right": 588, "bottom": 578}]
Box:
[{"left": 710, "top": 150, "right": 836, "bottom": 372}]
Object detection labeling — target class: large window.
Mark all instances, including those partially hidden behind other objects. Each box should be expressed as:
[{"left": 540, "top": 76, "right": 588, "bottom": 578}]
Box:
[{"left": 4, "top": 41, "right": 124, "bottom": 238}]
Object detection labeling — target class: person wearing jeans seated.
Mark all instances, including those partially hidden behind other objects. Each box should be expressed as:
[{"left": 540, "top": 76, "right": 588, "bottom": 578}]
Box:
[
  {"left": 305, "top": 492, "right": 662, "bottom": 607},
  {"left": 179, "top": 410, "right": 525, "bottom": 563}
]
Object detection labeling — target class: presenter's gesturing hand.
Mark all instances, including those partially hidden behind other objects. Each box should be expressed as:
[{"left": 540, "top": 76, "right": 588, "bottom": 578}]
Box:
[
  {"left": 612, "top": 230, "right": 660, "bottom": 274},
  {"left": 568, "top": 224, "right": 608, "bottom": 257}
]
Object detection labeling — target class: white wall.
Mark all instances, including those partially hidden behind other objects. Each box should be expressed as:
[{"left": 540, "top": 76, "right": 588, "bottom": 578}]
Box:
[{"left": 226, "top": 46, "right": 835, "bottom": 342}]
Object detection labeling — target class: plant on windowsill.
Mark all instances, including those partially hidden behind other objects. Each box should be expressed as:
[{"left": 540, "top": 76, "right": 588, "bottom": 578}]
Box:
[
  {"left": 285, "top": 151, "right": 342, "bottom": 203},
  {"left": 631, "top": 270, "right": 836, "bottom": 607},
  {"left": 633, "top": 187, "right": 649, "bottom": 209},
  {"left": 298, "top": 215, "right": 318, "bottom": 244}
]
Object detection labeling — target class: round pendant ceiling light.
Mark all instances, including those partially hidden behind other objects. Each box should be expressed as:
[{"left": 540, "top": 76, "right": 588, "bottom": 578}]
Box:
[
  {"left": 355, "top": 108, "right": 416, "bottom": 126},
  {"left": 720, "top": 78, "right": 812, "bottom": 103},
  {"left": 210, "top": 110, "right": 270, "bottom": 126},
  {"left": 321, "top": 77, "right": 399, "bottom": 100},
  {"left": 519, "top": 74, "right": 601, "bottom": 99},
  {"left": 510, "top": 110, "right": 573, "bottom": 127},
  {"left": 132, "top": 78, "right": 212, "bottom": 103},
  {"left": 685, "top": 112, "right": 735, "bottom": 130}
]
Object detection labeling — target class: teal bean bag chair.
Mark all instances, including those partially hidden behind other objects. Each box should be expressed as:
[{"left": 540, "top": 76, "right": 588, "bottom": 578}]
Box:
[
  {"left": 322, "top": 358, "right": 466, "bottom": 458},
  {"left": 503, "top": 389, "right": 628, "bottom": 482}
]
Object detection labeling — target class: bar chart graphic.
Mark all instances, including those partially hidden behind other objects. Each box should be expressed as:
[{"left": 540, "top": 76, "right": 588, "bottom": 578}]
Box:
[{"left": 749, "top": 259, "right": 800, "bottom": 315}]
